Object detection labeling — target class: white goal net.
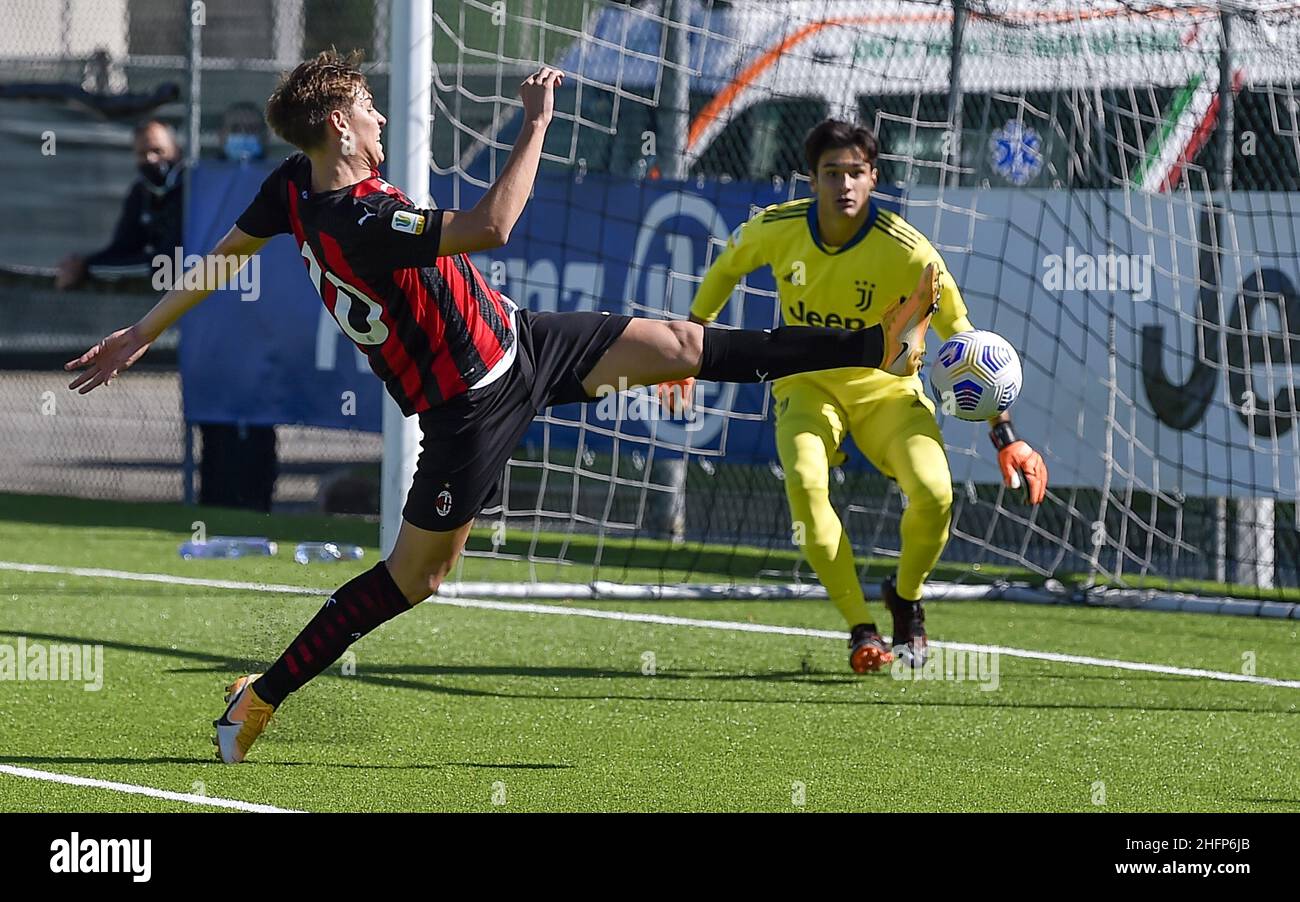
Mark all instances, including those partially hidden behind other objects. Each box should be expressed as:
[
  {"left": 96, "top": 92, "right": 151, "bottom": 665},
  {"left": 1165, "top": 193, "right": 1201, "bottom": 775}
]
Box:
[{"left": 416, "top": 0, "right": 1300, "bottom": 610}]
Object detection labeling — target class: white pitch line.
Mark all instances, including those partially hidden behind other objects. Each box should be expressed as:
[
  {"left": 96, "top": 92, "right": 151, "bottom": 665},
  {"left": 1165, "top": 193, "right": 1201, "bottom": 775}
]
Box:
[
  {"left": 0, "top": 764, "right": 301, "bottom": 813},
  {"left": 430, "top": 596, "right": 1300, "bottom": 690},
  {"left": 431, "top": 595, "right": 848, "bottom": 639},
  {"left": 4, "top": 560, "right": 1299, "bottom": 690},
  {"left": 0, "top": 560, "right": 326, "bottom": 597}
]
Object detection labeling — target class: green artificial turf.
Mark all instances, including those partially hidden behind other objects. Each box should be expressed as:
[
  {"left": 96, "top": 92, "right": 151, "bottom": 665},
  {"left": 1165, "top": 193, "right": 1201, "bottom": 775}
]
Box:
[{"left": 0, "top": 493, "right": 1296, "bottom": 812}]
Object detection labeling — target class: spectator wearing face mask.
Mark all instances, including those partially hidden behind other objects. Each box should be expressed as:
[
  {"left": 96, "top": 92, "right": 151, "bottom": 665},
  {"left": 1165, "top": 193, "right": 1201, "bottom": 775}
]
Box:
[
  {"left": 55, "top": 119, "right": 184, "bottom": 289},
  {"left": 218, "top": 101, "right": 267, "bottom": 164}
]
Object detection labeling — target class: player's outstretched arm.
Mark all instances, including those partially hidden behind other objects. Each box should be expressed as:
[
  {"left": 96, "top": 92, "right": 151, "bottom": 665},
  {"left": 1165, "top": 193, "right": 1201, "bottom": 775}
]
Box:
[
  {"left": 64, "top": 225, "right": 268, "bottom": 394},
  {"left": 437, "top": 67, "right": 564, "bottom": 257}
]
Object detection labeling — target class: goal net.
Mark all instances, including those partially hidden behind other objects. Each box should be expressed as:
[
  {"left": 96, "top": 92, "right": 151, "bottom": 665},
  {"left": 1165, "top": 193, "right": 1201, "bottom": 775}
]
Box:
[{"left": 419, "top": 0, "right": 1300, "bottom": 609}]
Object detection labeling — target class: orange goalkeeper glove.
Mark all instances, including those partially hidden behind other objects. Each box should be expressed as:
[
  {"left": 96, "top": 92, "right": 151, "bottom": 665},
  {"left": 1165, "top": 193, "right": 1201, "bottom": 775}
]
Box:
[
  {"left": 990, "top": 420, "right": 1048, "bottom": 505},
  {"left": 658, "top": 377, "right": 695, "bottom": 416}
]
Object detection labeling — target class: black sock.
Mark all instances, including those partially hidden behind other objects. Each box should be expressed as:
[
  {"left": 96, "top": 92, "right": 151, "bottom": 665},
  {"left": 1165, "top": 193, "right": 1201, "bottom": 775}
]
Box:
[
  {"left": 253, "top": 562, "right": 412, "bottom": 707},
  {"left": 695, "top": 324, "right": 884, "bottom": 383},
  {"left": 888, "top": 576, "right": 921, "bottom": 608}
]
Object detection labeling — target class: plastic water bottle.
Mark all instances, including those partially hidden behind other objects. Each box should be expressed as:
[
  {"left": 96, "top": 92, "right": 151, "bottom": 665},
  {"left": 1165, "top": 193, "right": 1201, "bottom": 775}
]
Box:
[
  {"left": 178, "top": 537, "right": 278, "bottom": 559},
  {"left": 294, "top": 542, "right": 365, "bottom": 564}
]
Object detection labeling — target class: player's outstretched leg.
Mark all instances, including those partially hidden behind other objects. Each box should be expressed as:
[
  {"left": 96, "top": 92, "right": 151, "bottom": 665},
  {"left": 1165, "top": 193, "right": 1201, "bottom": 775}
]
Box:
[
  {"left": 880, "top": 261, "right": 940, "bottom": 376},
  {"left": 213, "top": 519, "right": 470, "bottom": 763},
  {"left": 579, "top": 262, "right": 938, "bottom": 393}
]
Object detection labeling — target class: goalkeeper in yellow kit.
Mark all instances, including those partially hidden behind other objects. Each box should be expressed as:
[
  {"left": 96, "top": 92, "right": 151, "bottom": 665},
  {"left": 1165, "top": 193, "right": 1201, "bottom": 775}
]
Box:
[{"left": 672, "top": 120, "right": 1048, "bottom": 672}]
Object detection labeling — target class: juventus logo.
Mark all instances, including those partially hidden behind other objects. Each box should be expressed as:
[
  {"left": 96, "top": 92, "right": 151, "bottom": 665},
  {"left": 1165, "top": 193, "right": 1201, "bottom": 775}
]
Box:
[{"left": 854, "top": 280, "right": 875, "bottom": 311}]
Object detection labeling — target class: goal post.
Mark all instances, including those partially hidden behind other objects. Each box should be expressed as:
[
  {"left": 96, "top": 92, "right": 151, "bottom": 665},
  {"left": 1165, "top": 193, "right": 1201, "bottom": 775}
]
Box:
[{"left": 381, "top": 0, "right": 433, "bottom": 556}]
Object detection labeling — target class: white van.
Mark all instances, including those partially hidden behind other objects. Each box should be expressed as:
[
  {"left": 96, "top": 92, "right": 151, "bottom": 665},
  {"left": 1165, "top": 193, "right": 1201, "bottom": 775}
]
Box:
[{"left": 458, "top": 0, "right": 1299, "bottom": 192}]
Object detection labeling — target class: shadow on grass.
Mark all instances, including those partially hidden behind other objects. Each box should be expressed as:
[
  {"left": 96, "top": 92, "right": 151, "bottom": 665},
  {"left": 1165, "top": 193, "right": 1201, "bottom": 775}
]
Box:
[
  {"left": 442, "top": 762, "right": 573, "bottom": 770},
  {"left": 0, "top": 755, "right": 217, "bottom": 766},
  {"left": 0, "top": 753, "right": 569, "bottom": 774},
  {"left": 352, "top": 670, "right": 1296, "bottom": 715},
  {"left": 0, "top": 754, "right": 570, "bottom": 771},
  {"left": 9, "top": 630, "right": 1293, "bottom": 722}
]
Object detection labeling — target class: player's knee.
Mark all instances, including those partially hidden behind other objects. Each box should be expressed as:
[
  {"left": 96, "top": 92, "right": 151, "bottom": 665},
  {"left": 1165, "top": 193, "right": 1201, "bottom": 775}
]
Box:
[
  {"left": 422, "top": 559, "right": 455, "bottom": 597},
  {"left": 666, "top": 320, "right": 703, "bottom": 371},
  {"left": 906, "top": 478, "right": 953, "bottom": 519},
  {"left": 797, "top": 523, "right": 840, "bottom": 562},
  {"left": 783, "top": 436, "right": 835, "bottom": 490},
  {"left": 785, "top": 460, "right": 830, "bottom": 497},
  {"left": 386, "top": 553, "right": 455, "bottom": 604}
]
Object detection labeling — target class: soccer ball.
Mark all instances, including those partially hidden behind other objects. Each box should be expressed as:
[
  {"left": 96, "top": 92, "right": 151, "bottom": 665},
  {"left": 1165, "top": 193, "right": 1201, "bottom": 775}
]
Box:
[{"left": 928, "top": 330, "right": 1023, "bottom": 422}]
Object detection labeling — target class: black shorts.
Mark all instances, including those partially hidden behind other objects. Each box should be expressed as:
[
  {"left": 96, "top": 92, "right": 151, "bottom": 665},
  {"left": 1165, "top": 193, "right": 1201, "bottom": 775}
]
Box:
[{"left": 402, "top": 307, "right": 633, "bottom": 531}]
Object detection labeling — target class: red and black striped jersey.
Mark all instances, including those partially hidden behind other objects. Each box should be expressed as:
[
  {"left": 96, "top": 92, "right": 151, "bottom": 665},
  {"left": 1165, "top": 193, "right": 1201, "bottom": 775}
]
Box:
[{"left": 235, "top": 153, "right": 514, "bottom": 414}]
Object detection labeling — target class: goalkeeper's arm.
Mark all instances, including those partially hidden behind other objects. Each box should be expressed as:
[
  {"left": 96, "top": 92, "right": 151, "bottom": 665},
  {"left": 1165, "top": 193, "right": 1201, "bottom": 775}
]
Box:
[
  {"left": 65, "top": 225, "right": 269, "bottom": 394},
  {"left": 687, "top": 238, "right": 755, "bottom": 325},
  {"left": 988, "top": 412, "right": 1048, "bottom": 505},
  {"left": 658, "top": 221, "right": 764, "bottom": 410}
]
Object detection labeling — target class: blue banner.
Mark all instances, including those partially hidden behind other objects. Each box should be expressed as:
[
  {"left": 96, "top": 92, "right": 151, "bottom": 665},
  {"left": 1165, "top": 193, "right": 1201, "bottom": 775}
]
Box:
[{"left": 181, "top": 162, "right": 387, "bottom": 430}]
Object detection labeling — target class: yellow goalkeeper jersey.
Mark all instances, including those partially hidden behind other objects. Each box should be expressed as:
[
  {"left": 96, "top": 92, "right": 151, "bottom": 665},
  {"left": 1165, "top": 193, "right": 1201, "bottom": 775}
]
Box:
[{"left": 689, "top": 198, "right": 973, "bottom": 408}]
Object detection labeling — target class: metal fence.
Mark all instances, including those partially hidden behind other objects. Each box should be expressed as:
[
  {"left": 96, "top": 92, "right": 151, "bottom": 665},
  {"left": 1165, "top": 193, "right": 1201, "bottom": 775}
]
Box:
[{"left": 0, "top": 0, "right": 389, "bottom": 511}]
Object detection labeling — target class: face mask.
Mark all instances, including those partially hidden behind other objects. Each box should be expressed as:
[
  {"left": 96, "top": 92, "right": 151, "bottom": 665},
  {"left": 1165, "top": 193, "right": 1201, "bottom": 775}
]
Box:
[
  {"left": 138, "top": 159, "right": 173, "bottom": 187},
  {"left": 224, "top": 133, "right": 263, "bottom": 162}
]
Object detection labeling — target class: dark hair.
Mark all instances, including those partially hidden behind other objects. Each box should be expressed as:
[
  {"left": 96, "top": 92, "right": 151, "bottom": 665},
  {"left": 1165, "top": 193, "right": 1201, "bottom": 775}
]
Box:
[
  {"left": 266, "top": 49, "right": 368, "bottom": 151},
  {"left": 221, "top": 101, "right": 267, "bottom": 138},
  {"left": 804, "top": 119, "right": 878, "bottom": 172},
  {"left": 132, "top": 119, "right": 177, "bottom": 141}
]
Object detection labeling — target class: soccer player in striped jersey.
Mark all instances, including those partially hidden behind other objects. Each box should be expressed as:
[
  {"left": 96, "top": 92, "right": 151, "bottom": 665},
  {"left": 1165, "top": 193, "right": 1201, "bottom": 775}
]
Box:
[
  {"left": 676, "top": 120, "right": 1048, "bottom": 673},
  {"left": 66, "top": 54, "right": 938, "bottom": 762}
]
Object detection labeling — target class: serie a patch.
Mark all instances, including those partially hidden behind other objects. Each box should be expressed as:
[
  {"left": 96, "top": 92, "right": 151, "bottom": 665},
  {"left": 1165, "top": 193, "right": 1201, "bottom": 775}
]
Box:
[{"left": 391, "top": 210, "right": 426, "bottom": 235}]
